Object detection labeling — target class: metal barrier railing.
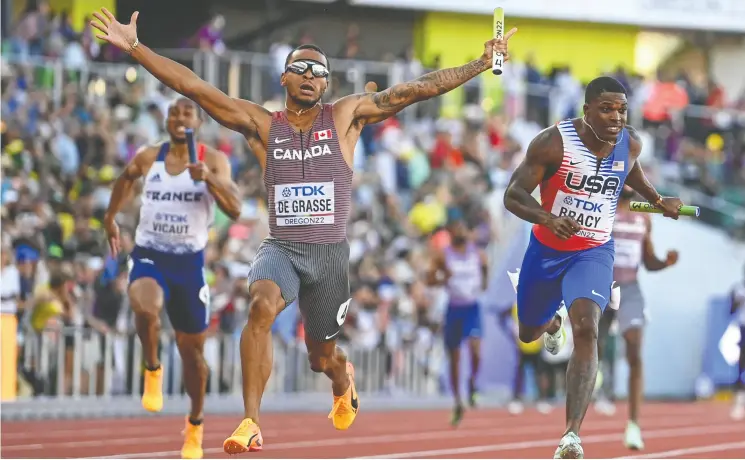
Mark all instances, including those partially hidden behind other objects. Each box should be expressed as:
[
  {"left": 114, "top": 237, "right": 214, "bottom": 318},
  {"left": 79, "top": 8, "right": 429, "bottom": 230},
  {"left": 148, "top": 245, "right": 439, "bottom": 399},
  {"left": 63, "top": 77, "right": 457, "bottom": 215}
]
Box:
[{"left": 17, "top": 326, "right": 443, "bottom": 400}]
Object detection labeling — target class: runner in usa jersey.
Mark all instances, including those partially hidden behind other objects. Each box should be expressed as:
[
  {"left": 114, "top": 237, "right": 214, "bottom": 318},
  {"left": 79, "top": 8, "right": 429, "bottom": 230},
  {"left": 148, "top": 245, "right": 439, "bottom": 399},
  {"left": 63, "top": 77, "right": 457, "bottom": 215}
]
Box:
[
  {"left": 92, "top": 7, "right": 518, "bottom": 451},
  {"left": 103, "top": 98, "right": 241, "bottom": 459},
  {"left": 503, "top": 76, "right": 686, "bottom": 458},
  {"left": 532, "top": 119, "right": 630, "bottom": 251}
]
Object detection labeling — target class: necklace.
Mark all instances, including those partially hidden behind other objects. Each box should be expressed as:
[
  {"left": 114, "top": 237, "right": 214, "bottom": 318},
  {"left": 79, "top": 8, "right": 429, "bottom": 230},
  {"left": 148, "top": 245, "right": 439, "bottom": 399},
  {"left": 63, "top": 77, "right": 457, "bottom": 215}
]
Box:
[
  {"left": 581, "top": 116, "right": 623, "bottom": 147},
  {"left": 285, "top": 102, "right": 319, "bottom": 117}
]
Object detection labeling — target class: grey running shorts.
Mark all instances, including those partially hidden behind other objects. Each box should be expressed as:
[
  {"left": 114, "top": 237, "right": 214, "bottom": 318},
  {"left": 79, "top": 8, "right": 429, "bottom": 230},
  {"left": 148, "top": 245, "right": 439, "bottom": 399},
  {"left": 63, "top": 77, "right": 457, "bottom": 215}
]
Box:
[
  {"left": 247, "top": 237, "right": 351, "bottom": 342},
  {"left": 616, "top": 281, "right": 647, "bottom": 334}
]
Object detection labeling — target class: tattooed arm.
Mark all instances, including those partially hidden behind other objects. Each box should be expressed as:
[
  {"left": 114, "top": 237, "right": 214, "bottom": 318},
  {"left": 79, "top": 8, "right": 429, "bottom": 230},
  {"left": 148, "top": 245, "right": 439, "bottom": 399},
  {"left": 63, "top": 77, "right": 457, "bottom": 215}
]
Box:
[
  {"left": 336, "top": 30, "right": 516, "bottom": 126},
  {"left": 349, "top": 59, "right": 490, "bottom": 125}
]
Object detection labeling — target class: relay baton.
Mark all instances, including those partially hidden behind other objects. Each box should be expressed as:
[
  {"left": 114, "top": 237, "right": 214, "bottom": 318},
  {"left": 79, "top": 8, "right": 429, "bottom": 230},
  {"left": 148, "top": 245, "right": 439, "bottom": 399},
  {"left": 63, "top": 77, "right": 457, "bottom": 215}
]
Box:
[
  {"left": 629, "top": 201, "right": 700, "bottom": 217},
  {"left": 492, "top": 7, "right": 505, "bottom": 75},
  {"left": 184, "top": 128, "right": 198, "bottom": 183}
]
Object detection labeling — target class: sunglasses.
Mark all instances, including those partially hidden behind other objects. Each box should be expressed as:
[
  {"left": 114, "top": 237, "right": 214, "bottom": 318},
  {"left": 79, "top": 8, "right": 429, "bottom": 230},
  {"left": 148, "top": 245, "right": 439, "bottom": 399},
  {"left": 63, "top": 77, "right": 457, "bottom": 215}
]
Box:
[{"left": 285, "top": 60, "right": 330, "bottom": 78}]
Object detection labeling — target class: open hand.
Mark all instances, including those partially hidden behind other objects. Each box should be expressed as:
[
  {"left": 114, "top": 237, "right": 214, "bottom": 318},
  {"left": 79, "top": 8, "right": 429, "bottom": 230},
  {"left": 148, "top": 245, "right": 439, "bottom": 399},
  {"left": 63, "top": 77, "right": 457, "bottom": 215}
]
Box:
[
  {"left": 481, "top": 27, "right": 518, "bottom": 66},
  {"left": 90, "top": 8, "right": 139, "bottom": 52}
]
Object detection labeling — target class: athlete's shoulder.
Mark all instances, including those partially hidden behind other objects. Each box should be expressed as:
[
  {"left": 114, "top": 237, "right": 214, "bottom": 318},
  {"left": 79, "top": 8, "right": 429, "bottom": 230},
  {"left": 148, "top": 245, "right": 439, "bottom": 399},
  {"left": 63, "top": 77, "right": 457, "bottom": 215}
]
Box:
[
  {"left": 137, "top": 140, "right": 166, "bottom": 156},
  {"left": 130, "top": 141, "right": 163, "bottom": 170},
  {"left": 526, "top": 124, "right": 563, "bottom": 162},
  {"left": 625, "top": 125, "right": 643, "bottom": 156}
]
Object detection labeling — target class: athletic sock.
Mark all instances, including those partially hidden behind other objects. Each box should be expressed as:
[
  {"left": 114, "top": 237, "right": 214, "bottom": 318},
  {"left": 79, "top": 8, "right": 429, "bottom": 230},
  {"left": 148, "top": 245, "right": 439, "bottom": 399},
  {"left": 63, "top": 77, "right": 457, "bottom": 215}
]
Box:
[
  {"left": 145, "top": 363, "right": 161, "bottom": 372},
  {"left": 188, "top": 417, "right": 203, "bottom": 426}
]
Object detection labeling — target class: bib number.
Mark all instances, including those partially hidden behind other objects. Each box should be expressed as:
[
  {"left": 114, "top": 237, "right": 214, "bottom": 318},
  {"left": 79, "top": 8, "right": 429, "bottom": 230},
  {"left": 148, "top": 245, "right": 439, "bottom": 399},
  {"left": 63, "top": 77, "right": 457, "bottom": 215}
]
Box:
[
  {"left": 274, "top": 181, "right": 335, "bottom": 227},
  {"left": 551, "top": 190, "right": 611, "bottom": 239}
]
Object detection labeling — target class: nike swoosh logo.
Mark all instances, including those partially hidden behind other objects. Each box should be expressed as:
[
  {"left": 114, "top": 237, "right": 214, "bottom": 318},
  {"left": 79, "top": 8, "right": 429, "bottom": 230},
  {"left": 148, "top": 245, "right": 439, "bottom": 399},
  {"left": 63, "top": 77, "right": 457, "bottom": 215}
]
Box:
[
  {"left": 592, "top": 290, "right": 606, "bottom": 300},
  {"left": 570, "top": 160, "right": 583, "bottom": 166},
  {"left": 275, "top": 137, "right": 291, "bottom": 144},
  {"left": 350, "top": 384, "right": 359, "bottom": 412},
  {"left": 325, "top": 330, "right": 340, "bottom": 340}
]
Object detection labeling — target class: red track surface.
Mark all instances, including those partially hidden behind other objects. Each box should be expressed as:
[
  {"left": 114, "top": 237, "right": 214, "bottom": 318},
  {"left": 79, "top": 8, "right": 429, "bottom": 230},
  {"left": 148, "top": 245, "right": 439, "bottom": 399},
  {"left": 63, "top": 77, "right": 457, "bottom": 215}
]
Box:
[{"left": 2, "top": 401, "right": 744, "bottom": 459}]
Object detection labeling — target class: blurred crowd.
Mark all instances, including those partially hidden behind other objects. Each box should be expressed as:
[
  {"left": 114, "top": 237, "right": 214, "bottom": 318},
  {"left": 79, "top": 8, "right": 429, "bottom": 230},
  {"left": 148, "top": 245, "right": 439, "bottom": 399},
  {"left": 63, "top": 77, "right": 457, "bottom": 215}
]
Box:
[{"left": 2, "top": 2, "right": 744, "bottom": 400}]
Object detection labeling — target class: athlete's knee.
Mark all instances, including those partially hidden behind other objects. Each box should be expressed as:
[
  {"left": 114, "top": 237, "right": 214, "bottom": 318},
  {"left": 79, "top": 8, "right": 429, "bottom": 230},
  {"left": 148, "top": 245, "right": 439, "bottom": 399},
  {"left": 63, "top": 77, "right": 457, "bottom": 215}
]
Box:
[
  {"left": 175, "top": 332, "right": 207, "bottom": 365},
  {"left": 246, "top": 281, "right": 283, "bottom": 331},
  {"left": 626, "top": 344, "right": 642, "bottom": 368},
  {"left": 624, "top": 329, "right": 642, "bottom": 367},
  {"left": 129, "top": 278, "right": 163, "bottom": 319},
  {"left": 307, "top": 345, "right": 334, "bottom": 373},
  {"left": 569, "top": 300, "right": 601, "bottom": 342}
]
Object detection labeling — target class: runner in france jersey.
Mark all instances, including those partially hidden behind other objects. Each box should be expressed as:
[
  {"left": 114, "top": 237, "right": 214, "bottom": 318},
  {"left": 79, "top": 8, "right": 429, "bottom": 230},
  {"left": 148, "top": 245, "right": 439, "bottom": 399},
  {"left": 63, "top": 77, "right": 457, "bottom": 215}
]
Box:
[
  {"left": 104, "top": 97, "right": 242, "bottom": 459},
  {"left": 503, "top": 76, "right": 685, "bottom": 458}
]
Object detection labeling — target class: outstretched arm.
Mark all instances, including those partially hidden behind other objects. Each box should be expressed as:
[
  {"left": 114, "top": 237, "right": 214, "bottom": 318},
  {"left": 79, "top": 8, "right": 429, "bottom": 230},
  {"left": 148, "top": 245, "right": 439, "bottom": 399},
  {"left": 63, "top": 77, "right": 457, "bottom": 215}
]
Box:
[
  {"left": 90, "top": 9, "right": 267, "bottom": 139},
  {"left": 337, "top": 30, "right": 516, "bottom": 126}
]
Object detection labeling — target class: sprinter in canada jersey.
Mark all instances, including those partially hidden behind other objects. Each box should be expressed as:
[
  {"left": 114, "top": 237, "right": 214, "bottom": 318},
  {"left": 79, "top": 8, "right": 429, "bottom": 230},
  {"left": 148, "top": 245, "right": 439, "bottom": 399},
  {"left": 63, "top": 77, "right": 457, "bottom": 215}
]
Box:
[
  {"left": 90, "top": 6, "right": 518, "bottom": 455},
  {"left": 503, "top": 76, "right": 685, "bottom": 459}
]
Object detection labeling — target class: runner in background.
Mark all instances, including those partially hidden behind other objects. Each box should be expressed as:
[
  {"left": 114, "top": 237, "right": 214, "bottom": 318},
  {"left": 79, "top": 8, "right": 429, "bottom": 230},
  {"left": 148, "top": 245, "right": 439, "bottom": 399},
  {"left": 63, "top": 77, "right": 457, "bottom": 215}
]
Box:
[{"left": 596, "top": 185, "right": 678, "bottom": 450}]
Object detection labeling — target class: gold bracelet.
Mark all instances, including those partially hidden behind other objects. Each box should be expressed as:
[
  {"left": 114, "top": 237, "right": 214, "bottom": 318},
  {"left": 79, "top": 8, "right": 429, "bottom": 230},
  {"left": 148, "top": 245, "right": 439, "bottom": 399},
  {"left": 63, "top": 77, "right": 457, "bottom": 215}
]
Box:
[
  {"left": 653, "top": 195, "right": 663, "bottom": 207},
  {"left": 128, "top": 38, "right": 139, "bottom": 54}
]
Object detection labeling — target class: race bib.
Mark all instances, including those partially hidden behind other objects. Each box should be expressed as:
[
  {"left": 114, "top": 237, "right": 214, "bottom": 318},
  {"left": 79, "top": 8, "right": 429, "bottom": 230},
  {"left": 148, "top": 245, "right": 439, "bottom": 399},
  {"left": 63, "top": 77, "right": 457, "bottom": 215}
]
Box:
[
  {"left": 551, "top": 190, "right": 612, "bottom": 240},
  {"left": 151, "top": 211, "right": 190, "bottom": 237},
  {"left": 274, "top": 181, "right": 335, "bottom": 227}
]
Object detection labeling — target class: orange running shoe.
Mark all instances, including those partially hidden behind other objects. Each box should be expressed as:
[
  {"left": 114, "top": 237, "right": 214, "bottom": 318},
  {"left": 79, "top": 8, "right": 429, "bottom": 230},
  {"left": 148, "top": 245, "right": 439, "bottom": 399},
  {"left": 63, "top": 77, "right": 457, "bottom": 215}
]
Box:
[
  {"left": 141, "top": 366, "right": 163, "bottom": 412},
  {"left": 328, "top": 362, "right": 359, "bottom": 430},
  {"left": 223, "top": 418, "right": 263, "bottom": 454},
  {"left": 181, "top": 417, "right": 203, "bottom": 459}
]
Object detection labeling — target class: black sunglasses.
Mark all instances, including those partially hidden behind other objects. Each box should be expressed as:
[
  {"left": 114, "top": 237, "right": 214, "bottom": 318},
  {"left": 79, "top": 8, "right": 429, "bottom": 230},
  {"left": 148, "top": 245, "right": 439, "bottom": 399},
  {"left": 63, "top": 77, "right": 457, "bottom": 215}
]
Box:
[{"left": 285, "top": 60, "right": 330, "bottom": 78}]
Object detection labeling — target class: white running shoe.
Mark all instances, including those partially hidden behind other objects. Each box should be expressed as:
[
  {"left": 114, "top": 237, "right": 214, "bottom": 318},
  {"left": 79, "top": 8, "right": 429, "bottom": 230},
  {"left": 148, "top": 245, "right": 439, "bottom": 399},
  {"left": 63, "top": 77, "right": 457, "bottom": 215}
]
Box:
[
  {"left": 624, "top": 421, "right": 644, "bottom": 450},
  {"left": 594, "top": 397, "right": 617, "bottom": 416},
  {"left": 544, "top": 306, "right": 568, "bottom": 355},
  {"left": 731, "top": 391, "right": 745, "bottom": 421},
  {"left": 553, "top": 432, "right": 583, "bottom": 459},
  {"left": 507, "top": 400, "right": 524, "bottom": 415},
  {"left": 536, "top": 400, "right": 554, "bottom": 414}
]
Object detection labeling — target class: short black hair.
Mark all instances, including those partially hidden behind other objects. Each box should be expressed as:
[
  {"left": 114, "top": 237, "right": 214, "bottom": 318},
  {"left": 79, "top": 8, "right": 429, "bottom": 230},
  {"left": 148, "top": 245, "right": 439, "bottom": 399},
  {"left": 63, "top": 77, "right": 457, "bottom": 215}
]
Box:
[
  {"left": 170, "top": 97, "right": 203, "bottom": 120},
  {"left": 284, "top": 44, "right": 330, "bottom": 70},
  {"left": 584, "top": 76, "right": 627, "bottom": 104}
]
